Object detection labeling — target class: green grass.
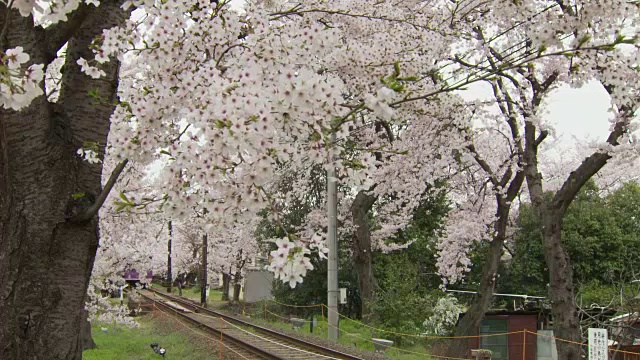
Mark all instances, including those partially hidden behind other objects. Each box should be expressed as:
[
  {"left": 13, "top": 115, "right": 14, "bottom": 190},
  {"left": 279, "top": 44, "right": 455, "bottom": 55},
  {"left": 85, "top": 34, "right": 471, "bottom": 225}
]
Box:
[
  {"left": 83, "top": 315, "right": 215, "bottom": 360},
  {"left": 178, "top": 286, "right": 225, "bottom": 306},
  {"left": 150, "top": 282, "right": 226, "bottom": 309}
]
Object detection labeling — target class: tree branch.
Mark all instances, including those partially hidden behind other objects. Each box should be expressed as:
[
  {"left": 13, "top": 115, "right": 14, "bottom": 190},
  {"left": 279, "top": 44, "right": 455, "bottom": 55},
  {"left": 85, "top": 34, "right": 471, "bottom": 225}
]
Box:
[
  {"left": 71, "top": 159, "right": 128, "bottom": 223},
  {"left": 551, "top": 107, "right": 632, "bottom": 213},
  {"left": 376, "top": 120, "right": 395, "bottom": 143},
  {"left": 535, "top": 130, "right": 548, "bottom": 146},
  {"left": 467, "top": 143, "right": 499, "bottom": 187},
  {"left": 505, "top": 170, "right": 524, "bottom": 201},
  {"left": 42, "top": 4, "right": 91, "bottom": 64}
]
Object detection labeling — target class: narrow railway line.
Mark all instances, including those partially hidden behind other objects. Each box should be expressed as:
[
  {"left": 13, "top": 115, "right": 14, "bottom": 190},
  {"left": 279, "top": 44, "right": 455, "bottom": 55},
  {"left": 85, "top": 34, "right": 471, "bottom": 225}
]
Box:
[{"left": 139, "top": 289, "right": 365, "bottom": 360}]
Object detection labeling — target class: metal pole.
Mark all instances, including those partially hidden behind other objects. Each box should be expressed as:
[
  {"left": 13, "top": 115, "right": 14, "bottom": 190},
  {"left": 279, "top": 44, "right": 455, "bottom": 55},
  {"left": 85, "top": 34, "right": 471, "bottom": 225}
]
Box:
[
  {"left": 167, "top": 220, "right": 173, "bottom": 293},
  {"left": 327, "top": 132, "right": 339, "bottom": 342},
  {"left": 201, "top": 233, "right": 208, "bottom": 307}
]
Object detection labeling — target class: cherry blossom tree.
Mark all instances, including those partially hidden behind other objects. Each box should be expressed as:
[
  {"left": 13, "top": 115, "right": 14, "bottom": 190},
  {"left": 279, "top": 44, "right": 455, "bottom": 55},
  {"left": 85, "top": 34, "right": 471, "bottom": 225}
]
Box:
[
  {"left": 0, "top": 2, "right": 128, "bottom": 358},
  {"left": 2, "top": 1, "right": 636, "bottom": 358},
  {"left": 434, "top": 2, "right": 640, "bottom": 358},
  {"left": 436, "top": 93, "right": 532, "bottom": 357}
]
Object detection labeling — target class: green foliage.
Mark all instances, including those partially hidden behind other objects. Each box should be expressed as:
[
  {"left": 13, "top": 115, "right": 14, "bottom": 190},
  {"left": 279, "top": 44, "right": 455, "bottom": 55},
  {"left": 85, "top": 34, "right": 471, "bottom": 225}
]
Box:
[
  {"left": 371, "top": 183, "right": 450, "bottom": 344},
  {"left": 256, "top": 165, "right": 360, "bottom": 314},
  {"left": 271, "top": 254, "right": 328, "bottom": 308},
  {"left": 371, "top": 253, "right": 436, "bottom": 344}
]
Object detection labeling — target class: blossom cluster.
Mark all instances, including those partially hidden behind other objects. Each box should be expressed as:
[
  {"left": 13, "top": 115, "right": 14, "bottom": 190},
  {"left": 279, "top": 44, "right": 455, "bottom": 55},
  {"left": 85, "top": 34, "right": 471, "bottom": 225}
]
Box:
[
  {"left": 0, "top": 47, "right": 44, "bottom": 110},
  {"left": 267, "top": 238, "right": 315, "bottom": 288},
  {"left": 5, "top": 0, "right": 640, "bottom": 288}
]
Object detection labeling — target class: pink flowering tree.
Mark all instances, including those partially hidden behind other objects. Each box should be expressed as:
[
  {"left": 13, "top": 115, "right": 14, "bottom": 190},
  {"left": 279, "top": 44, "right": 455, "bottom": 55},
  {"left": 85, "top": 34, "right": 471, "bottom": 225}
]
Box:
[
  {"left": 434, "top": 2, "right": 640, "bottom": 357},
  {"left": 1, "top": 2, "right": 129, "bottom": 358},
  {"left": 1, "top": 1, "right": 636, "bottom": 358},
  {"left": 436, "top": 98, "right": 531, "bottom": 357}
]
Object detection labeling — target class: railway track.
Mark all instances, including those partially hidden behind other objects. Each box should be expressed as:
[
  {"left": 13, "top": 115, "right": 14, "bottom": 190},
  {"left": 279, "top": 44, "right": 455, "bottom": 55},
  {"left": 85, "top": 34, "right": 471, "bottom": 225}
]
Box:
[{"left": 139, "top": 289, "right": 365, "bottom": 360}]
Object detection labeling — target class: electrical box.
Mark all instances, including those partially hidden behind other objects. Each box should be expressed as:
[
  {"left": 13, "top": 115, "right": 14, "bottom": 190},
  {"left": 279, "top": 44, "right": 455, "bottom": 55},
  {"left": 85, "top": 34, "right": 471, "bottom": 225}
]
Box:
[{"left": 339, "top": 288, "right": 347, "bottom": 304}]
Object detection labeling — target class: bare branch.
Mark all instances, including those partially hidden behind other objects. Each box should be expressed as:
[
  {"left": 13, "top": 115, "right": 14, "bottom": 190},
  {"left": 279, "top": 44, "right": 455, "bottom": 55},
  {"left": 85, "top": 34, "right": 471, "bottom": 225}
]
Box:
[
  {"left": 467, "top": 143, "right": 499, "bottom": 187},
  {"left": 551, "top": 105, "right": 632, "bottom": 213},
  {"left": 535, "top": 130, "right": 548, "bottom": 146},
  {"left": 71, "top": 159, "right": 129, "bottom": 222}
]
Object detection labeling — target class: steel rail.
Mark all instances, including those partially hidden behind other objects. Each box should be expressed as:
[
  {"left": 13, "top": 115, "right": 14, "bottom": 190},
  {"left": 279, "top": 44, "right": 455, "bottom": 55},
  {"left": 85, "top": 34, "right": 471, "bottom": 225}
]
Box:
[
  {"left": 141, "top": 291, "right": 280, "bottom": 359},
  {"left": 145, "top": 288, "right": 365, "bottom": 360}
]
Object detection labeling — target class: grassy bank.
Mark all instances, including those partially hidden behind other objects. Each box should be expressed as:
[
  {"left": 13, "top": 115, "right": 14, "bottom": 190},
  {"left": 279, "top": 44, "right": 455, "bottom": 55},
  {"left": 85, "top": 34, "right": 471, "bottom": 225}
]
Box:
[
  {"left": 248, "top": 309, "right": 434, "bottom": 360},
  {"left": 84, "top": 312, "right": 222, "bottom": 360}
]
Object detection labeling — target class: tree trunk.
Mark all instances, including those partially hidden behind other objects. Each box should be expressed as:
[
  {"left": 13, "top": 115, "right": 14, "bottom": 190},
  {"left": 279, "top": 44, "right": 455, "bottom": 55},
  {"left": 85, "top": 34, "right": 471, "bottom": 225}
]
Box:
[
  {"left": 232, "top": 271, "right": 242, "bottom": 302},
  {"left": 79, "top": 309, "right": 96, "bottom": 351},
  {"left": 351, "top": 191, "right": 377, "bottom": 320},
  {"left": 541, "top": 211, "right": 582, "bottom": 359},
  {"left": 0, "top": 4, "right": 126, "bottom": 359},
  {"left": 448, "top": 193, "right": 519, "bottom": 358},
  {"left": 200, "top": 234, "right": 208, "bottom": 307},
  {"left": 233, "top": 282, "right": 242, "bottom": 302},
  {"left": 167, "top": 220, "right": 173, "bottom": 293},
  {"left": 221, "top": 272, "right": 231, "bottom": 301},
  {"left": 523, "top": 120, "right": 583, "bottom": 359},
  {"left": 447, "top": 232, "right": 504, "bottom": 357}
]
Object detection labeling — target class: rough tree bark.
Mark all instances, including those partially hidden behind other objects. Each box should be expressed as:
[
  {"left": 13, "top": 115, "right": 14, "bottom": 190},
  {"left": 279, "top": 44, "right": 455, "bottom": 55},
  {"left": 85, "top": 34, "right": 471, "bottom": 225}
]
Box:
[
  {"left": 0, "top": 4, "right": 126, "bottom": 359},
  {"left": 221, "top": 272, "right": 231, "bottom": 301},
  {"left": 350, "top": 121, "right": 394, "bottom": 320},
  {"left": 233, "top": 276, "right": 242, "bottom": 302},
  {"left": 522, "top": 82, "right": 633, "bottom": 359},
  {"left": 351, "top": 190, "right": 377, "bottom": 320},
  {"left": 79, "top": 309, "right": 96, "bottom": 351}
]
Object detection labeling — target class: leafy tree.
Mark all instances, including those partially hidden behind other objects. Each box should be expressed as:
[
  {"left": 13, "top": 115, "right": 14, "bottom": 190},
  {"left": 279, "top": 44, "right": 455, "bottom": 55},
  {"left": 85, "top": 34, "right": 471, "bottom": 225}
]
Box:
[{"left": 369, "top": 184, "right": 450, "bottom": 341}]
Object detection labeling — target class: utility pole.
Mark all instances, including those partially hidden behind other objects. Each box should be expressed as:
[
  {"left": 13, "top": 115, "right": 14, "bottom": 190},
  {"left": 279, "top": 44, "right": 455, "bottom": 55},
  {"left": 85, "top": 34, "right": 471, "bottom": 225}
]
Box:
[
  {"left": 327, "top": 132, "right": 339, "bottom": 342},
  {"left": 200, "top": 233, "right": 208, "bottom": 307},
  {"left": 167, "top": 220, "right": 173, "bottom": 293}
]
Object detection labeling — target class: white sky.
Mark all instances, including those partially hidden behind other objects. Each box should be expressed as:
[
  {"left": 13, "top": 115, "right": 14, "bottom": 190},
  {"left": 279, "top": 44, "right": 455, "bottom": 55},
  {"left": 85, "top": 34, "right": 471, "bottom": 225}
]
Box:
[
  {"left": 543, "top": 82, "right": 613, "bottom": 149},
  {"left": 460, "top": 81, "right": 614, "bottom": 151}
]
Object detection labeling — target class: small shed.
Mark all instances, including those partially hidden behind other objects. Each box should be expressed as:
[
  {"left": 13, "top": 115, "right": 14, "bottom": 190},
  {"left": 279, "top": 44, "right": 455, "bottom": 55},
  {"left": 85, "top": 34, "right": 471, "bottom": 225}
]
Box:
[
  {"left": 610, "top": 313, "right": 640, "bottom": 345},
  {"left": 466, "top": 310, "right": 546, "bottom": 360}
]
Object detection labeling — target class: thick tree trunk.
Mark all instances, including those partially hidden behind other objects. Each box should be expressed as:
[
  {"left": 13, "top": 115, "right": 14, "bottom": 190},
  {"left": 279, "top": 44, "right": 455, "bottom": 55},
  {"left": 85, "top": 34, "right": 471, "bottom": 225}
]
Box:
[
  {"left": 232, "top": 270, "right": 242, "bottom": 302},
  {"left": 523, "top": 120, "right": 583, "bottom": 359},
  {"left": 79, "top": 309, "right": 96, "bottom": 351},
  {"left": 221, "top": 272, "right": 231, "bottom": 301},
  {"left": 447, "top": 231, "right": 505, "bottom": 357},
  {"left": 351, "top": 191, "right": 377, "bottom": 320},
  {"left": 0, "top": 4, "right": 125, "bottom": 359},
  {"left": 200, "top": 234, "right": 208, "bottom": 307},
  {"left": 541, "top": 211, "right": 581, "bottom": 359},
  {"left": 519, "top": 76, "right": 632, "bottom": 359},
  {"left": 525, "top": 173, "right": 582, "bottom": 359},
  {"left": 233, "top": 282, "right": 242, "bottom": 302}
]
